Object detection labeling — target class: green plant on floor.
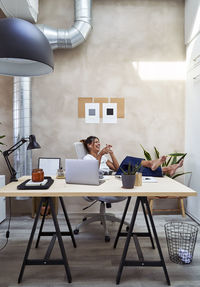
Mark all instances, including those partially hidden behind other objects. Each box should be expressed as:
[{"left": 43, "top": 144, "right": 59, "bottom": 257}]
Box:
[
  {"left": 40, "top": 201, "right": 50, "bottom": 216},
  {"left": 140, "top": 145, "right": 191, "bottom": 179},
  {"left": 120, "top": 162, "right": 141, "bottom": 175},
  {"left": 0, "top": 122, "right": 6, "bottom": 153}
]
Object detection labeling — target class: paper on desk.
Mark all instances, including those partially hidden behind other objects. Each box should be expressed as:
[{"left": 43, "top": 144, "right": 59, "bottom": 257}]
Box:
[
  {"left": 25, "top": 179, "right": 48, "bottom": 186},
  {"left": 142, "top": 177, "right": 157, "bottom": 183}
]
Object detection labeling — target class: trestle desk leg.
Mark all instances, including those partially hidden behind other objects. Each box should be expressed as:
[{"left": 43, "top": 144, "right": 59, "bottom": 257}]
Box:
[
  {"left": 18, "top": 197, "right": 72, "bottom": 284},
  {"left": 116, "top": 197, "right": 140, "bottom": 284},
  {"left": 35, "top": 198, "right": 49, "bottom": 248},
  {"left": 144, "top": 197, "right": 170, "bottom": 285},
  {"left": 59, "top": 197, "right": 77, "bottom": 248},
  {"left": 141, "top": 199, "right": 155, "bottom": 249},
  {"left": 113, "top": 197, "right": 131, "bottom": 249},
  {"left": 49, "top": 198, "right": 72, "bottom": 283},
  {"left": 18, "top": 197, "right": 44, "bottom": 283},
  {"left": 116, "top": 197, "right": 170, "bottom": 286},
  {"left": 35, "top": 197, "right": 76, "bottom": 249}
]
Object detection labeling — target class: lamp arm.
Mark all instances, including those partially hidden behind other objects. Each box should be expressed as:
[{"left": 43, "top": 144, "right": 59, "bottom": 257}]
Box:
[
  {"left": 2, "top": 138, "right": 28, "bottom": 182},
  {"left": 3, "top": 153, "right": 17, "bottom": 181},
  {"left": 3, "top": 138, "right": 27, "bottom": 157}
]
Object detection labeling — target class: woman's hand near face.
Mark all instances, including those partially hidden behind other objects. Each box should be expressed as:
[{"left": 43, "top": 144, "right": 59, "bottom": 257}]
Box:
[
  {"left": 100, "top": 146, "right": 109, "bottom": 155},
  {"left": 97, "top": 146, "right": 109, "bottom": 166},
  {"left": 105, "top": 144, "right": 114, "bottom": 155},
  {"left": 106, "top": 145, "right": 119, "bottom": 171}
]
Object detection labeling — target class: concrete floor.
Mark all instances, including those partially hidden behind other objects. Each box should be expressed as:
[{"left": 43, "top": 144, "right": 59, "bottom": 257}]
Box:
[{"left": 0, "top": 212, "right": 199, "bottom": 287}]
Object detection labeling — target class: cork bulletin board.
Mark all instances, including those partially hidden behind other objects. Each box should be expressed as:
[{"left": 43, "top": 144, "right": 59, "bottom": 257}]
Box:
[
  {"left": 78, "top": 97, "right": 93, "bottom": 118},
  {"left": 78, "top": 97, "right": 124, "bottom": 121},
  {"left": 94, "top": 97, "right": 108, "bottom": 118},
  {"left": 110, "top": 98, "right": 124, "bottom": 118}
]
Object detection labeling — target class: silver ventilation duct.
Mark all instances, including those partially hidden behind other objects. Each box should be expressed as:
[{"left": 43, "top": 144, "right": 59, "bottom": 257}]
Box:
[
  {"left": 13, "top": 0, "right": 92, "bottom": 178},
  {"left": 37, "top": 0, "right": 92, "bottom": 49},
  {"left": 13, "top": 77, "right": 32, "bottom": 178}
]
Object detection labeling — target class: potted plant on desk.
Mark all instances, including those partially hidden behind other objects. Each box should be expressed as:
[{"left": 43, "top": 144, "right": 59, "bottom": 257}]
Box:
[{"left": 121, "top": 163, "right": 141, "bottom": 189}]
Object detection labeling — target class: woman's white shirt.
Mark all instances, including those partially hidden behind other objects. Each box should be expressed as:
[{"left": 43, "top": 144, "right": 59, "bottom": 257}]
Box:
[
  {"left": 83, "top": 154, "right": 110, "bottom": 173},
  {"left": 83, "top": 154, "right": 96, "bottom": 161}
]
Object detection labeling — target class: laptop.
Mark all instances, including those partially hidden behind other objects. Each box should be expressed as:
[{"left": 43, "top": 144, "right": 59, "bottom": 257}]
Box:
[{"left": 65, "top": 159, "right": 100, "bottom": 185}]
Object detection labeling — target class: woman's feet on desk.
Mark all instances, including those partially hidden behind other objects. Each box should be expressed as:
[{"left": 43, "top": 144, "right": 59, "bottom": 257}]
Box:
[
  {"left": 162, "top": 159, "right": 184, "bottom": 177},
  {"left": 142, "top": 156, "right": 167, "bottom": 171}
]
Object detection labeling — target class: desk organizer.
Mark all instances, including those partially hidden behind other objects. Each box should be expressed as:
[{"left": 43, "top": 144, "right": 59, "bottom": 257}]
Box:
[{"left": 17, "top": 176, "right": 54, "bottom": 190}]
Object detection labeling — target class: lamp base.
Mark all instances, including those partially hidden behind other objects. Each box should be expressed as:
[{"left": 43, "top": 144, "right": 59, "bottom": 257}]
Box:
[{"left": 10, "top": 177, "right": 18, "bottom": 182}]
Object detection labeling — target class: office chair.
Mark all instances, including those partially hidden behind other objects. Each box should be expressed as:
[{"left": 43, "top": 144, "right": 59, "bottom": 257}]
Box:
[
  {"left": 34, "top": 157, "right": 76, "bottom": 249},
  {"left": 73, "top": 142, "right": 129, "bottom": 242}
]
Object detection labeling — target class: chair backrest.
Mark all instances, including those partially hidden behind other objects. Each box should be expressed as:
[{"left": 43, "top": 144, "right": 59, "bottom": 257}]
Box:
[
  {"left": 38, "top": 157, "right": 61, "bottom": 176},
  {"left": 74, "top": 142, "right": 87, "bottom": 159}
]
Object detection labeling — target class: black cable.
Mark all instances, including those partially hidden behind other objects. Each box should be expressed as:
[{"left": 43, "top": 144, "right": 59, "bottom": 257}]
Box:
[
  {"left": 0, "top": 197, "right": 11, "bottom": 252},
  {"left": 82, "top": 200, "right": 98, "bottom": 210}
]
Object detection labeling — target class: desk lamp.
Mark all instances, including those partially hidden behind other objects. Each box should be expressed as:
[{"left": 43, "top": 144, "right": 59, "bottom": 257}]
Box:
[{"left": 3, "top": 135, "right": 41, "bottom": 182}]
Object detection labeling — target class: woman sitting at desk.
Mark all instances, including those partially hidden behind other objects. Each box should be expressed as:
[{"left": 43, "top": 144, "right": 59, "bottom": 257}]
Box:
[{"left": 81, "top": 136, "right": 183, "bottom": 177}]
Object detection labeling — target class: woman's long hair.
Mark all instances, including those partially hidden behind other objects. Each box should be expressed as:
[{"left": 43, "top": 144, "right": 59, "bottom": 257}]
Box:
[{"left": 80, "top": 136, "right": 98, "bottom": 152}]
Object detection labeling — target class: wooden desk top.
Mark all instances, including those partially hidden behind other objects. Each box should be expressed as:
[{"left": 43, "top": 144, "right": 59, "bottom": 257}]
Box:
[{"left": 0, "top": 176, "right": 197, "bottom": 198}]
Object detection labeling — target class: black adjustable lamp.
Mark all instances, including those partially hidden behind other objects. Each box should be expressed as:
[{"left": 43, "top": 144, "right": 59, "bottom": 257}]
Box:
[
  {"left": 0, "top": 17, "right": 54, "bottom": 77},
  {"left": 3, "top": 135, "right": 41, "bottom": 182}
]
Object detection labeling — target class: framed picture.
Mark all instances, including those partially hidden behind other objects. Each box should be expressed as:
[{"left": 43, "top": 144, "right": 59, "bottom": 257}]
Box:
[
  {"left": 103, "top": 103, "right": 117, "bottom": 123},
  {"left": 85, "top": 103, "right": 100, "bottom": 123}
]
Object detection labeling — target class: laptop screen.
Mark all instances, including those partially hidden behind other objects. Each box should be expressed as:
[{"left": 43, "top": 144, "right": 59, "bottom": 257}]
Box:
[{"left": 65, "top": 159, "right": 100, "bottom": 185}]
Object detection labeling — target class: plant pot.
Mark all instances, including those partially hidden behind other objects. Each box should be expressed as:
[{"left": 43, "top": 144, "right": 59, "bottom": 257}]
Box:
[
  {"left": 122, "top": 174, "right": 136, "bottom": 189},
  {"left": 40, "top": 205, "right": 50, "bottom": 216}
]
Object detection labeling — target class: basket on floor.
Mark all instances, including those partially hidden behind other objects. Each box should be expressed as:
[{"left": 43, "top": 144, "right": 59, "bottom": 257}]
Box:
[{"left": 164, "top": 222, "right": 198, "bottom": 264}]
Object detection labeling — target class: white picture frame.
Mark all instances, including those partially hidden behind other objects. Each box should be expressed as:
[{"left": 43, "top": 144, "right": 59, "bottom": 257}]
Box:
[
  {"left": 85, "top": 103, "right": 100, "bottom": 123},
  {"left": 102, "top": 103, "right": 117, "bottom": 123}
]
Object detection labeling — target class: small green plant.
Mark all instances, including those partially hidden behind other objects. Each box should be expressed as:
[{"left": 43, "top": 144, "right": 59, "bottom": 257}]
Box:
[
  {"left": 140, "top": 145, "right": 191, "bottom": 179},
  {"left": 0, "top": 122, "right": 6, "bottom": 153},
  {"left": 120, "top": 162, "right": 141, "bottom": 175}
]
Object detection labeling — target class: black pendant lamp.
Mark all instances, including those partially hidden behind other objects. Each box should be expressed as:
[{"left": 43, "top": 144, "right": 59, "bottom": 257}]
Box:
[{"left": 0, "top": 17, "right": 54, "bottom": 77}]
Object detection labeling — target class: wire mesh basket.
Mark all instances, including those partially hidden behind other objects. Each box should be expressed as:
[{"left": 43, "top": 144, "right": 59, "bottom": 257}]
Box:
[{"left": 164, "top": 222, "right": 198, "bottom": 264}]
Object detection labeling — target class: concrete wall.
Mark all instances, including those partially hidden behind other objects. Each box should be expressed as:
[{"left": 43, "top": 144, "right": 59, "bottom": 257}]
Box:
[
  {"left": 0, "top": 0, "right": 185, "bottom": 214},
  {"left": 0, "top": 74, "right": 12, "bottom": 182}
]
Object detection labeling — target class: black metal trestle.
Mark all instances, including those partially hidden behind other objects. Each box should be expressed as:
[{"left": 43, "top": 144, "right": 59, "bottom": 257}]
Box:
[
  {"left": 18, "top": 197, "right": 76, "bottom": 284},
  {"left": 114, "top": 196, "right": 171, "bottom": 286},
  {"left": 35, "top": 197, "right": 76, "bottom": 249}
]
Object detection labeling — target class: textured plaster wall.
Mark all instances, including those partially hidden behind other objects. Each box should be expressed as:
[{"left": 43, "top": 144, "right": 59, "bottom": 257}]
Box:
[
  {"left": 0, "top": 78, "right": 12, "bottom": 181},
  {"left": 31, "top": 0, "right": 185, "bottom": 213},
  {"left": 0, "top": 0, "right": 185, "bottom": 214}
]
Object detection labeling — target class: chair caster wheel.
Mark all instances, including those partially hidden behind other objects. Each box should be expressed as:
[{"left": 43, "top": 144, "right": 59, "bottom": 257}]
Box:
[
  {"left": 105, "top": 236, "right": 110, "bottom": 242},
  {"left": 82, "top": 217, "right": 87, "bottom": 221},
  {"left": 126, "top": 226, "right": 129, "bottom": 232},
  {"left": 74, "top": 229, "right": 79, "bottom": 235}
]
